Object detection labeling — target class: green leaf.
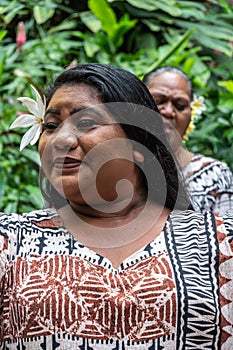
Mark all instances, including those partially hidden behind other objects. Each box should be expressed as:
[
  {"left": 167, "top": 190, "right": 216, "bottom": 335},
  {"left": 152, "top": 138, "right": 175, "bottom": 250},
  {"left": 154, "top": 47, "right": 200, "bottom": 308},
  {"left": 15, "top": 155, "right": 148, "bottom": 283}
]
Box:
[
  {"left": 0, "top": 30, "right": 7, "bottom": 41},
  {"left": 84, "top": 39, "right": 100, "bottom": 57},
  {"left": 33, "top": 6, "right": 55, "bottom": 24},
  {"left": 176, "top": 1, "right": 206, "bottom": 11},
  {"left": 4, "top": 202, "right": 18, "bottom": 214},
  {"left": 218, "top": 99, "right": 233, "bottom": 112},
  {"left": 218, "top": 81, "right": 233, "bottom": 94},
  {"left": 195, "top": 34, "right": 232, "bottom": 56},
  {"left": 142, "top": 28, "right": 195, "bottom": 76},
  {"left": 111, "top": 15, "right": 137, "bottom": 49},
  {"left": 196, "top": 24, "right": 233, "bottom": 41},
  {"left": 175, "top": 8, "right": 205, "bottom": 20},
  {"left": 88, "top": 0, "right": 117, "bottom": 36},
  {"left": 21, "top": 148, "right": 41, "bottom": 166},
  {"left": 80, "top": 12, "right": 102, "bottom": 33},
  {"left": 126, "top": 0, "right": 176, "bottom": 11},
  {"left": 153, "top": 3, "right": 182, "bottom": 17},
  {"left": 22, "top": 185, "right": 44, "bottom": 208},
  {"left": 141, "top": 19, "right": 160, "bottom": 32},
  {"left": 48, "top": 19, "right": 79, "bottom": 34},
  {"left": 219, "top": 0, "right": 233, "bottom": 13}
]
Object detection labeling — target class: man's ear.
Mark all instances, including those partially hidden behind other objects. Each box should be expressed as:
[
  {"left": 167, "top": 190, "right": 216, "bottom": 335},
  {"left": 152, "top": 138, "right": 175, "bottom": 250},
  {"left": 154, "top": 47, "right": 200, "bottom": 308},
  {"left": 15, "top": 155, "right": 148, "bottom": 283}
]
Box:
[{"left": 133, "top": 150, "right": 144, "bottom": 163}]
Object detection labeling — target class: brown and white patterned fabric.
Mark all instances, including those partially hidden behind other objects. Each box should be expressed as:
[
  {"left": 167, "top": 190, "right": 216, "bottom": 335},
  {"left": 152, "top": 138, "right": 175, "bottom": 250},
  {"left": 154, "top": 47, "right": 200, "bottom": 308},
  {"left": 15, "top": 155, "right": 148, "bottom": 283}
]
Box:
[
  {"left": 0, "top": 209, "right": 233, "bottom": 349},
  {"left": 183, "top": 154, "right": 233, "bottom": 215}
]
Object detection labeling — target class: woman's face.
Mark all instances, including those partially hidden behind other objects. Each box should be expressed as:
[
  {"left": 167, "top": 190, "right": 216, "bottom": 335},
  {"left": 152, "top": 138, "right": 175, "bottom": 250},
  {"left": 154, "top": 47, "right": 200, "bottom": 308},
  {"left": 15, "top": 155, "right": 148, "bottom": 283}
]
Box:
[
  {"left": 38, "top": 84, "right": 140, "bottom": 206},
  {"left": 147, "top": 71, "right": 192, "bottom": 139}
]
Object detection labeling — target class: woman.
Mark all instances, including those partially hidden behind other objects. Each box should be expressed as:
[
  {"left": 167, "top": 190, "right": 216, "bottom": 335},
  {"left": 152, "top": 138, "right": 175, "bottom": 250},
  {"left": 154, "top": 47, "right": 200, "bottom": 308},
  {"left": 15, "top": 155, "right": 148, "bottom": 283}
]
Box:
[
  {"left": 143, "top": 66, "right": 233, "bottom": 215},
  {"left": 1, "top": 63, "right": 233, "bottom": 349}
]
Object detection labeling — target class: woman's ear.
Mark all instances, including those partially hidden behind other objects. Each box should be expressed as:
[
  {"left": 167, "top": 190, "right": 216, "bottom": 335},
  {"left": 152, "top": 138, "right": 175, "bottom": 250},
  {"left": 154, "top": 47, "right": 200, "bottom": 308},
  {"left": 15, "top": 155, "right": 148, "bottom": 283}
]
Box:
[{"left": 133, "top": 150, "right": 144, "bottom": 163}]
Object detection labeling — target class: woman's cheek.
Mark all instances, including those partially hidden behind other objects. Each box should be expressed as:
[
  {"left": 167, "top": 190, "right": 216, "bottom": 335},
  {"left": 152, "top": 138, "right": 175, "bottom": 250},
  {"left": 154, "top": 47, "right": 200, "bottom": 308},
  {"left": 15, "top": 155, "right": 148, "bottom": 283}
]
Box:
[
  {"left": 38, "top": 136, "right": 46, "bottom": 158},
  {"left": 38, "top": 134, "right": 52, "bottom": 163}
]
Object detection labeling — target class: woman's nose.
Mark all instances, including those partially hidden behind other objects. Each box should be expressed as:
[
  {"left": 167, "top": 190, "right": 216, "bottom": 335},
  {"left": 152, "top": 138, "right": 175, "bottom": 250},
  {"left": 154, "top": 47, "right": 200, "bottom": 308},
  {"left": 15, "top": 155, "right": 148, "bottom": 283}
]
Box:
[
  {"left": 159, "top": 102, "right": 175, "bottom": 119},
  {"left": 52, "top": 124, "right": 79, "bottom": 150}
]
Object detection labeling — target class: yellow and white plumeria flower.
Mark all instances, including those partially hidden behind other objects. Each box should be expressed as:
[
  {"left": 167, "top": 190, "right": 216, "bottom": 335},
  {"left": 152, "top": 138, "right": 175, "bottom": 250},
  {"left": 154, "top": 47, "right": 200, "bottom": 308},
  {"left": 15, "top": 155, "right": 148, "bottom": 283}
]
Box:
[
  {"left": 10, "top": 85, "right": 46, "bottom": 151},
  {"left": 190, "top": 95, "right": 206, "bottom": 115},
  {"left": 183, "top": 95, "right": 206, "bottom": 141}
]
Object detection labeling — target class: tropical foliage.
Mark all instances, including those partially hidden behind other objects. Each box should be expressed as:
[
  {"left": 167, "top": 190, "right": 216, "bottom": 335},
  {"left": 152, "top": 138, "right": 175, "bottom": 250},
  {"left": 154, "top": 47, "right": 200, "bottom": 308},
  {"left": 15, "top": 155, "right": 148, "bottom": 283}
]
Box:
[{"left": 1, "top": 0, "right": 233, "bottom": 212}]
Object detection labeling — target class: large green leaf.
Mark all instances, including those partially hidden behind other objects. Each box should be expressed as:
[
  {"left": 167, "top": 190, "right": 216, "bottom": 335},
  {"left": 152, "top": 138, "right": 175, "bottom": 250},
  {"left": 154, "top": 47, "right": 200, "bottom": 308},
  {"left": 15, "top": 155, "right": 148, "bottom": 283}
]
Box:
[
  {"left": 194, "top": 34, "right": 232, "bottom": 56},
  {"left": 88, "top": 0, "right": 117, "bottom": 36},
  {"left": 0, "top": 1, "right": 24, "bottom": 24},
  {"left": 218, "top": 81, "right": 233, "bottom": 94},
  {"left": 48, "top": 19, "right": 79, "bottom": 34},
  {"left": 80, "top": 12, "right": 102, "bottom": 33},
  {"left": 125, "top": 0, "right": 176, "bottom": 11},
  {"left": 0, "top": 30, "right": 7, "bottom": 41},
  {"left": 176, "top": 1, "right": 206, "bottom": 11},
  {"left": 33, "top": 5, "right": 55, "bottom": 24}
]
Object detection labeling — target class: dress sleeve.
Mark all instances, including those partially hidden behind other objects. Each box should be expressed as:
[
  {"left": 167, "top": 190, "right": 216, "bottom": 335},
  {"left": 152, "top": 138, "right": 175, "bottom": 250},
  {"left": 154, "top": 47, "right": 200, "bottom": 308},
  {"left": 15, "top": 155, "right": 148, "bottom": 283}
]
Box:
[
  {"left": 213, "top": 162, "right": 233, "bottom": 216},
  {"left": 0, "top": 213, "right": 19, "bottom": 280},
  {"left": 0, "top": 213, "right": 10, "bottom": 280},
  {"left": 215, "top": 214, "right": 233, "bottom": 348}
]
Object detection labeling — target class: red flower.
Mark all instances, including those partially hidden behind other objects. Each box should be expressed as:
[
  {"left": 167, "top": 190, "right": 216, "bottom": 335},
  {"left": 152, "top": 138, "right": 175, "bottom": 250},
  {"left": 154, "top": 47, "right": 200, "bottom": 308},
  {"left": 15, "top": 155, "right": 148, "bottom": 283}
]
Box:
[{"left": 16, "top": 21, "right": 26, "bottom": 51}]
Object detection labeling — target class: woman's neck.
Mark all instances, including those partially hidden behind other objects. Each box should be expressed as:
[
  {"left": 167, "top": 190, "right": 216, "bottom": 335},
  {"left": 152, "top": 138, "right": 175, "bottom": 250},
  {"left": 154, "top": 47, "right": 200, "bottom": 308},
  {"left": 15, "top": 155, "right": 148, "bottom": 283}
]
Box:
[
  {"left": 58, "top": 198, "right": 170, "bottom": 260},
  {"left": 68, "top": 195, "right": 146, "bottom": 221},
  {"left": 66, "top": 176, "right": 147, "bottom": 221}
]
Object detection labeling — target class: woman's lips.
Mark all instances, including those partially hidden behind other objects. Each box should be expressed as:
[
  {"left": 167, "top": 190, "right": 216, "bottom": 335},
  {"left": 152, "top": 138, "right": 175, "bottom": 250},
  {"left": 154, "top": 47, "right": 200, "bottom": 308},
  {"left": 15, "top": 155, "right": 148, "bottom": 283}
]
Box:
[{"left": 54, "top": 157, "right": 81, "bottom": 170}]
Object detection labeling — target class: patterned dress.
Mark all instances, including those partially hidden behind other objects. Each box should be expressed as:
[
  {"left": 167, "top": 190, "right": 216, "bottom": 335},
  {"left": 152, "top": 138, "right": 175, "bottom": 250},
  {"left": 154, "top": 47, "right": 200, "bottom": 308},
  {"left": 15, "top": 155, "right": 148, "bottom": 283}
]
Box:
[
  {"left": 0, "top": 208, "right": 233, "bottom": 350},
  {"left": 183, "top": 154, "right": 233, "bottom": 215}
]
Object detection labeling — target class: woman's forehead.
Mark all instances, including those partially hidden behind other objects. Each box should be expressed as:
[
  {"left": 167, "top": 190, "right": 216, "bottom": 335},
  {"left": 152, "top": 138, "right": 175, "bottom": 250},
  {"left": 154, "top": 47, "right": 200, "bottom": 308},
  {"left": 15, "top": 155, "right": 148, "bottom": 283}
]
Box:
[
  {"left": 149, "top": 73, "right": 191, "bottom": 98},
  {"left": 152, "top": 72, "right": 188, "bottom": 87},
  {"left": 47, "top": 84, "right": 102, "bottom": 108}
]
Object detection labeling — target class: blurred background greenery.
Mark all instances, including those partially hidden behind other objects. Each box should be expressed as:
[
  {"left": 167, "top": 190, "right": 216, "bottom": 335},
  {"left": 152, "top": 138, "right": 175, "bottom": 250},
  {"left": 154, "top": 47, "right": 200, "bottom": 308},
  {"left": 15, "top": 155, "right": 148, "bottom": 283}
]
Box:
[{"left": 1, "top": 0, "right": 233, "bottom": 213}]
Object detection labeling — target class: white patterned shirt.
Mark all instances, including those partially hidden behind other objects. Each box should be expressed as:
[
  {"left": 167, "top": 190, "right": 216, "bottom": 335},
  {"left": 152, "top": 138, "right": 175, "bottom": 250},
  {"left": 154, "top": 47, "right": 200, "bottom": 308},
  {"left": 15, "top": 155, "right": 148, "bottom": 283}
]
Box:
[{"left": 0, "top": 209, "right": 233, "bottom": 349}]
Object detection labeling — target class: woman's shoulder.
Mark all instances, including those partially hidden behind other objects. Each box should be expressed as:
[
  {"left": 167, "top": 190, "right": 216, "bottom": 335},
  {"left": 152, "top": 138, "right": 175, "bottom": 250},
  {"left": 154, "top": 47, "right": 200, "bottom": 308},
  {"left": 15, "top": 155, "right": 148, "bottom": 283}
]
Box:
[
  {"left": 184, "top": 154, "right": 233, "bottom": 190},
  {"left": 0, "top": 208, "right": 59, "bottom": 233},
  {"left": 191, "top": 153, "right": 232, "bottom": 173}
]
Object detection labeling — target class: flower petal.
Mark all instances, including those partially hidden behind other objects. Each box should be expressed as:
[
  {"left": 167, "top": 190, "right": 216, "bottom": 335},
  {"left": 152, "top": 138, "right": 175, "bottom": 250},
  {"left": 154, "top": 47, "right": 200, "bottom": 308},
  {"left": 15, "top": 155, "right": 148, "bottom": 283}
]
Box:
[
  {"left": 17, "top": 97, "right": 40, "bottom": 116},
  {"left": 198, "top": 96, "right": 204, "bottom": 103},
  {"left": 13, "top": 84, "right": 46, "bottom": 150},
  {"left": 10, "top": 114, "right": 38, "bottom": 129},
  {"left": 30, "top": 125, "right": 41, "bottom": 145},
  {"left": 20, "top": 125, "right": 40, "bottom": 151},
  {"left": 190, "top": 95, "right": 206, "bottom": 115},
  {"left": 30, "top": 85, "right": 46, "bottom": 118}
]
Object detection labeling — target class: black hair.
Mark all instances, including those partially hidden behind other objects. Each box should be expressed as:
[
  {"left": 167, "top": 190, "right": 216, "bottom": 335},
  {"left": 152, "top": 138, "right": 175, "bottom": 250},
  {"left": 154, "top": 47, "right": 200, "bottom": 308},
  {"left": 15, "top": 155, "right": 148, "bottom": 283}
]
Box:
[
  {"left": 40, "top": 63, "right": 192, "bottom": 211},
  {"left": 143, "top": 66, "right": 193, "bottom": 99}
]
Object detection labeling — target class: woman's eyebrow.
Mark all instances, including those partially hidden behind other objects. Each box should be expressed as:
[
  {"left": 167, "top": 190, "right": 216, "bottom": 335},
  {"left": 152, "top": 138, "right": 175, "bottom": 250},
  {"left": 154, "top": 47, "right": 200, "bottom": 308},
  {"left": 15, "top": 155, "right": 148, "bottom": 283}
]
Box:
[
  {"left": 151, "top": 92, "right": 166, "bottom": 97},
  {"left": 70, "top": 107, "right": 103, "bottom": 117},
  {"left": 44, "top": 109, "right": 60, "bottom": 117},
  {"left": 70, "top": 108, "right": 86, "bottom": 115},
  {"left": 173, "top": 97, "right": 190, "bottom": 103}
]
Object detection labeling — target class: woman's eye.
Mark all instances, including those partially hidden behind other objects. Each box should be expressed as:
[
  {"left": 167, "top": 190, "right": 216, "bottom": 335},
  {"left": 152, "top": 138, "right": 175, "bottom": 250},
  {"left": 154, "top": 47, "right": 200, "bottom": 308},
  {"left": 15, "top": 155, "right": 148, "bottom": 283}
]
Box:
[
  {"left": 77, "top": 119, "right": 99, "bottom": 130},
  {"left": 154, "top": 99, "right": 164, "bottom": 106},
  {"left": 176, "top": 105, "right": 186, "bottom": 111},
  {"left": 42, "top": 122, "right": 59, "bottom": 131}
]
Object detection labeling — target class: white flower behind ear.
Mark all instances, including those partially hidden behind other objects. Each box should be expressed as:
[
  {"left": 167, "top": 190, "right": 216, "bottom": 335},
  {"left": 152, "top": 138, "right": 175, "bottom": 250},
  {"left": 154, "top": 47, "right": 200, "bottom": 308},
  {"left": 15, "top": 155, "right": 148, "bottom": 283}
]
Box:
[
  {"left": 190, "top": 95, "right": 206, "bottom": 115},
  {"left": 10, "top": 85, "right": 46, "bottom": 151},
  {"left": 183, "top": 95, "right": 206, "bottom": 141}
]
